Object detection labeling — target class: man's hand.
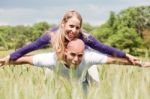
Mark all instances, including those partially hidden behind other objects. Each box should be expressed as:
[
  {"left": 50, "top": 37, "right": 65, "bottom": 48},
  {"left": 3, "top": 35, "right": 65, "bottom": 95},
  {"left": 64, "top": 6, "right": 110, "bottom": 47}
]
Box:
[{"left": 0, "top": 55, "right": 10, "bottom": 66}]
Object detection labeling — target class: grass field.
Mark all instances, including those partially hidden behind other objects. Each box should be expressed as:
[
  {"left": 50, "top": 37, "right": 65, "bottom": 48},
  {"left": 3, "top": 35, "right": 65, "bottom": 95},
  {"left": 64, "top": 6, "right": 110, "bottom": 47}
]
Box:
[{"left": 0, "top": 50, "right": 150, "bottom": 99}]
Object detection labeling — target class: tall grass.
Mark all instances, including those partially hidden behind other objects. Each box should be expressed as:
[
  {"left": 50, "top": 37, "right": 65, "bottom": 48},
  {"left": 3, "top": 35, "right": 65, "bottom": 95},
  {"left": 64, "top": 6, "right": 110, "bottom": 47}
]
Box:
[
  {"left": 0, "top": 64, "right": 150, "bottom": 99},
  {"left": 0, "top": 50, "right": 150, "bottom": 99}
]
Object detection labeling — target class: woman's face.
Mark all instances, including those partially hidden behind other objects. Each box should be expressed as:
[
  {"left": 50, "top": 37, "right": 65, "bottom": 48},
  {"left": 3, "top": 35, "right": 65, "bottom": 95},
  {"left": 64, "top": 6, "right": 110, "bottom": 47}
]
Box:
[{"left": 63, "top": 17, "right": 81, "bottom": 41}]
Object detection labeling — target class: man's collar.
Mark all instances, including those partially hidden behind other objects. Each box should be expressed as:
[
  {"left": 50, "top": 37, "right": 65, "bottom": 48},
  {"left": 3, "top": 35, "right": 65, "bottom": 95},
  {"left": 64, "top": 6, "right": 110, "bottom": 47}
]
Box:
[{"left": 60, "top": 60, "right": 70, "bottom": 69}]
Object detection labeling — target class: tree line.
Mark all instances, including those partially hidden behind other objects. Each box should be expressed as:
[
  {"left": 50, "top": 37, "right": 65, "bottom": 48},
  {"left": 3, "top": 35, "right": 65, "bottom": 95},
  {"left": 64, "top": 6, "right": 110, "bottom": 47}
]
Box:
[{"left": 0, "top": 6, "right": 150, "bottom": 56}]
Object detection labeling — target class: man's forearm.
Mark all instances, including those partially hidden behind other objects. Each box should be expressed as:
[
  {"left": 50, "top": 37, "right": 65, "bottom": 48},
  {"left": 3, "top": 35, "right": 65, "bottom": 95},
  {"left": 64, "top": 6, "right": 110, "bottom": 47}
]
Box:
[
  {"left": 107, "top": 56, "right": 132, "bottom": 65},
  {"left": 10, "top": 55, "right": 33, "bottom": 65}
]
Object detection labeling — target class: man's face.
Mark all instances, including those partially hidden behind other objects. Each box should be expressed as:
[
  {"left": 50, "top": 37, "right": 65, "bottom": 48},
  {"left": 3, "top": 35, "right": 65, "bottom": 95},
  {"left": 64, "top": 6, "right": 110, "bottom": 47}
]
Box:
[{"left": 64, "top": 44, "right": 84, "bottom": 69}]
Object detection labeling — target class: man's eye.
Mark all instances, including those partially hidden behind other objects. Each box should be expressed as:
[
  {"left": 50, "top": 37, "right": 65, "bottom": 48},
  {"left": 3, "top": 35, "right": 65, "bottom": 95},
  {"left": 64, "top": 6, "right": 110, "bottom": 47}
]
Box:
[
  {"left": 70, "top": 53, "right": 76, "bottom": 57},
  {"left": 78, "top": 54, "right": 83, "bottom": 58}
]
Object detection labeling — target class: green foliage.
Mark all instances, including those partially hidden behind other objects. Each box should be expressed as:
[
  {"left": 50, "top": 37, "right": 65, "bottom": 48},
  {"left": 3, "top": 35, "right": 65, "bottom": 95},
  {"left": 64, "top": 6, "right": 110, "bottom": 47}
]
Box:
[
  {"left": 0, "top": 26, "right": 14, "bottom": 49},
  {"left": 0, "top": 22, "right": 51, "bottom": 50},
  {"left": 91, "top": 23, "right": 114, "bottom": 43},
  {"left": 13, "top": 25, "right": 32, "bottom": 49},
  {"left": 107, "top": 11, "right": 117, "bottom": 29},
  {"left": 82, "top": 23, "right": 94, "bottom": 32},
  {"left": 30, "top": 21, "right": 51, "bottom": 41},
  {"left": 118, "top": 6, "right": 150, "bottom": 37},
  {"left": 91, "top": 6, "right": 150, "bottom": 55},
  {"left": 142, "top": 29, "right": 150, "bottom": 49},
  {"left": 0, "top": 32, "right": 8, "bottom": 50},
  {"left": 108, "top": 28, "right": 143, "bottom": 48}
]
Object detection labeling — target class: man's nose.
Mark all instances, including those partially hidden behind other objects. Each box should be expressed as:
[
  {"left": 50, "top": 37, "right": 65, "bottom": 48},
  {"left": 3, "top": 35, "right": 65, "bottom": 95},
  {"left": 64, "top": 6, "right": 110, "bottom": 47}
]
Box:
[{"left": 73, "top": 56, "right": 79, "bottom": 62}]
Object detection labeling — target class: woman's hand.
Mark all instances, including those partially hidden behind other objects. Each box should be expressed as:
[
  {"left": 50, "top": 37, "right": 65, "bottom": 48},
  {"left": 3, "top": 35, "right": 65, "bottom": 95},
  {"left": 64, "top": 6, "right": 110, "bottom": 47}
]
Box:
[
  {"left": 138, "top": 61, "right": 150, "bottom": 67},
  {"left": 142, "top": 61, "right": 150, "bottom": 67},
  {"left": 125, "top": 54, "right": 140, "bottom": 65},
  {"left": 0, "top": 55, "right": 10, "bottom": 66}
]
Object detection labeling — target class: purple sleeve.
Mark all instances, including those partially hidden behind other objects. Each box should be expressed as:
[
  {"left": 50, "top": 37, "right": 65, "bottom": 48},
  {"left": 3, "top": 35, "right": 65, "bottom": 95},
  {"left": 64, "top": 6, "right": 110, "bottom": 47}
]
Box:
[
  {"left": 81, "top": 34, "right": 126, "bottom": 58},
  {"left": 10, "top": 33, "right": 50, "bottom": 61},
  {"left": 10, "top": 26, "right": 58, "bottom": 61}
]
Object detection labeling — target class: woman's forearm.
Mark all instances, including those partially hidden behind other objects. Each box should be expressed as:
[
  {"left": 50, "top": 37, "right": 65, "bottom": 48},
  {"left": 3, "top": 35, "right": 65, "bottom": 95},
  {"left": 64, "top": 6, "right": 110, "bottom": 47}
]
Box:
[
  {"left": 82, "top": 33, "right": 126, "bottom": 58},
  {"left": 10, "top": 33, "right": 50, "bottom": 61}
]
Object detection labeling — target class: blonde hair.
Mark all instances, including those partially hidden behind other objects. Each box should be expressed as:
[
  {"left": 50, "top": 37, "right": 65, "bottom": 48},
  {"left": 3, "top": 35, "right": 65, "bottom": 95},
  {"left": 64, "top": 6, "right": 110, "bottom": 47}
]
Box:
[{"left": 52, "top": 10, "right": 82, "bottom": 61}]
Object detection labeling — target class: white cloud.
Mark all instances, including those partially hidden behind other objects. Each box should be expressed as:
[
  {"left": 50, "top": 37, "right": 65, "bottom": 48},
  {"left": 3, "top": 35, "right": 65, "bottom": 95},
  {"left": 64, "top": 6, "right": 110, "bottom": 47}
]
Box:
[
  {"left": 0, "top": 0, "right": 149, "bottom": 26},
  {"left": 0, "top": 7, "right": 62, "bottom": 25}
]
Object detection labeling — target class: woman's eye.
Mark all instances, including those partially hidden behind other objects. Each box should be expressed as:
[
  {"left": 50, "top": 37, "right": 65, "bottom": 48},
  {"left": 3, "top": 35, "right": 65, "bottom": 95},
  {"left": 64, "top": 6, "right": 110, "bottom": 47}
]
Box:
[
  {"left": 70, "top": 25, "right": 74, "bottom": 28},
  {"left": 76, "top": 27, "right": 80, "bottom": 30}
]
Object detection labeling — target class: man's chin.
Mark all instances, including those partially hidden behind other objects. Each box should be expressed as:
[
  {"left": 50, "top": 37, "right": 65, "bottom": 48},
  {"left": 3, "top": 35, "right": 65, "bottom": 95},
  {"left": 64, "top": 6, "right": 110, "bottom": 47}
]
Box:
[{"left": 70, "top": 64, "right": 78, "bottom": 69}]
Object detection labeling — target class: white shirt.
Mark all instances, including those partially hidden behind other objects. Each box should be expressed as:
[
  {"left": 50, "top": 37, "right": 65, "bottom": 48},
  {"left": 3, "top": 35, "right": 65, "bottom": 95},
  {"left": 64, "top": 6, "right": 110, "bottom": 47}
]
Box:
[{"left": 32, "top": 49, "right": 108, "bottom": 82}]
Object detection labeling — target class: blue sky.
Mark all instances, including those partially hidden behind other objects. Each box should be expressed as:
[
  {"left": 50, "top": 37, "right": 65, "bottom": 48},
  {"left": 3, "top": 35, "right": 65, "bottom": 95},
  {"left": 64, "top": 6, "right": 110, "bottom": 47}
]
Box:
[{"left": 0, "top": 0, "right": 149, "bottom": 26}]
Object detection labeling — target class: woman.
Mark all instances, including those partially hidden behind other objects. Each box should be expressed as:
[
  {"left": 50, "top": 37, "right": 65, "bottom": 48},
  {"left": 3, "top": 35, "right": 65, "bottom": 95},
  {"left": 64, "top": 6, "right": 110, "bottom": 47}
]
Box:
[{"left": 0, "top": 10, "right": 138, "bottom": 65}]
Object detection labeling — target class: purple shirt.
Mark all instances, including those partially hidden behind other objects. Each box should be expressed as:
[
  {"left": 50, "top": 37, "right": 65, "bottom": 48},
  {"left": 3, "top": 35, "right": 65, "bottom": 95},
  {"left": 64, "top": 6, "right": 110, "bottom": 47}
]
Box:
[{"left": 10, "top": 27, "right": 126, "bottom": 61}]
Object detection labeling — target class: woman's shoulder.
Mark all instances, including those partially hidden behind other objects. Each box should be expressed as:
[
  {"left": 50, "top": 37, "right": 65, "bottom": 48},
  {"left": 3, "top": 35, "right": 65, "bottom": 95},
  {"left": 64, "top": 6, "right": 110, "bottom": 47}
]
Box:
[
  {"left": 80, "top": 29, "right": 91, "bottom": 39},
  {"left": 49, "top": 26, "right": 58, "bottom": 32},
  {"left": 45, "top": 26, "right": 58, "bottom": 36}
]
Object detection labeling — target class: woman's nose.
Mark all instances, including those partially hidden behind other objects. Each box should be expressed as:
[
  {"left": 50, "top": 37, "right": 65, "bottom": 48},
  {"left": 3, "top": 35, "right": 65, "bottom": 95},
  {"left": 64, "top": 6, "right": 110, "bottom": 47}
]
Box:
[{"left": 72, "top": 27, "right": 77, "bottom": 32}]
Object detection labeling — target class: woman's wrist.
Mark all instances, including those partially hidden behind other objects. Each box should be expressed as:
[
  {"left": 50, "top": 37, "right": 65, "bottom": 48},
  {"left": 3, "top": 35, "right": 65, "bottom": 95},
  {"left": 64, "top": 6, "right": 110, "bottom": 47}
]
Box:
[{"left": 125, "top": 53, "right": 130, "bottom": 59}]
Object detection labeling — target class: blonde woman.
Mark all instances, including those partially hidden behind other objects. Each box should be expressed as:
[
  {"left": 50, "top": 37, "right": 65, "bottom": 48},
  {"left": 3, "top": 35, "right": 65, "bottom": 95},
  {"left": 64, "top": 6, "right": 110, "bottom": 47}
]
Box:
[{"left": 0, "top": 10, "right": 139, "bottom": 65}]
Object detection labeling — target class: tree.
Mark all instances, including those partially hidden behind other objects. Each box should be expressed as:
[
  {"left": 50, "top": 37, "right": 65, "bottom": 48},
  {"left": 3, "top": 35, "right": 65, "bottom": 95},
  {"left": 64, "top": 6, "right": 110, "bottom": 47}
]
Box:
[
  {"left": 31, "top": 22, "right": 50, "bottom": 41},
  {"left": 107, "top": 28, "right": 144, "bottom": 50},
  {"left": 82, "top": 23, "right": 94, "bottom": 32},
  {"left": 0, "top": 32, "right": 8, "bottom": 50},
  {"left": 118, "top": 6, "right": 150, "bottom": 38}
]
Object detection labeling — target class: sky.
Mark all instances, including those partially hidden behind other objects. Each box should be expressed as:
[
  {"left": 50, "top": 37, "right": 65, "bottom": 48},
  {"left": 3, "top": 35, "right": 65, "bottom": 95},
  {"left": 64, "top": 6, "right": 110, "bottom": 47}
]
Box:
[{"left": 0, "top": 0, "right": 149, "bottom": 26}]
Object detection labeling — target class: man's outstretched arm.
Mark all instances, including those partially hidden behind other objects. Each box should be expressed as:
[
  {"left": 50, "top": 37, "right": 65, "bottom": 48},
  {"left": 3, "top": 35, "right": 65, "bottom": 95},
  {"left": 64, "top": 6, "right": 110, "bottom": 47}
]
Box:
[
  {"left": 12, "top": 52, "right": 55, "bottom": 68},
  {"left": 106, "top": 56, "right": 132, "bottom": 65},
  {"left": 108, "top": 57, "right": 150, "bottom": 67},
  {"left": 1, "top": 52, "right": 56, "bottom": 68},
  {"left": 0, "top": 55, "right": 33, "bottom": 66},
  {"left": 84, "top": 50, "right": 150, "bottom": 67},
  {"left": 9, "top": 55, "right": 33, "bottom": 65}
]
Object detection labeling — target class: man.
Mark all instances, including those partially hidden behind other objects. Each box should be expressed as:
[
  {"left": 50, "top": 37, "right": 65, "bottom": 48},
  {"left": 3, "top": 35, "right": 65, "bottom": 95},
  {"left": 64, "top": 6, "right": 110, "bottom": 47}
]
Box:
[{"left": 0, "top": 39, "right": 150, "bottom": 83}]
